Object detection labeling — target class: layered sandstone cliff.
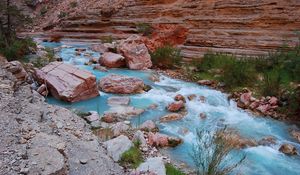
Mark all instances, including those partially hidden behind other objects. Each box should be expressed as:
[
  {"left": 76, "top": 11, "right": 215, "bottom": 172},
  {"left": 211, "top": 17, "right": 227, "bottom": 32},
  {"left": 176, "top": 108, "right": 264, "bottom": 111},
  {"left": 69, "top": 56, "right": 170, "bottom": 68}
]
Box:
[{"left": 31, "top": 0, "right": 300, "bottom": 60}]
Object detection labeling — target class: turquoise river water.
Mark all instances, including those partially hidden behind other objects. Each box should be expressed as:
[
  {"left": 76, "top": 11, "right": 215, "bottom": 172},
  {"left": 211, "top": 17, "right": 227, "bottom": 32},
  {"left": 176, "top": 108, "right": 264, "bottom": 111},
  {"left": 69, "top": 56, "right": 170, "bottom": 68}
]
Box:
[{"left": 40, "top": 40, "right": 300, "bottom": 175}]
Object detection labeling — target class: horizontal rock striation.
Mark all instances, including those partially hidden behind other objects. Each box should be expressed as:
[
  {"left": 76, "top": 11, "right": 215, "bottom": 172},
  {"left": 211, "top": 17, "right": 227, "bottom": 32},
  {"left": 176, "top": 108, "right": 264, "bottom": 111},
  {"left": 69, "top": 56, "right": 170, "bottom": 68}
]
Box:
[{"left": 33, "top": 0, "right": 300, "bottom": 60}]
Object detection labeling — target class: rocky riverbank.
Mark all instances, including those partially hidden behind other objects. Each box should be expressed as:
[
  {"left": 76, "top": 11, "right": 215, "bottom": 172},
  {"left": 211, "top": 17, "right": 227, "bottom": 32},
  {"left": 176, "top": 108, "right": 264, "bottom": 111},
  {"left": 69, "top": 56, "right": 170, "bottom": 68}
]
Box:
[{"left": 0, "top": 57, "right": 123, "bottom": 175}]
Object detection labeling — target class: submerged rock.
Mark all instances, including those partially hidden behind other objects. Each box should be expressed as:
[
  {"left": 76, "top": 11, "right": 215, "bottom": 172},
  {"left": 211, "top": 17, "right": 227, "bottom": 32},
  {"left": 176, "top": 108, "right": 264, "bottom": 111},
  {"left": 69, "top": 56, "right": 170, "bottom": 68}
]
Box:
[
  {"left": 107, "top": 96, "right": 130, "bottom": 106},
  {"left": 35, "top": 62, "right": 99, "bottom": 102},
  {"left": 100, "top": 52, "right": 126, "bottom": 68},
  {"left": 104, "top": 105, "right": 145, "bottom": 120},
  {"left": 279, "top": 144, "right": 298, "bottom": 155},
  {"left": 119, "top": 35, "right": 152, "bottom": 70},
  {"left": 258, "top": 136, "right": 276, "bottom": 146},
  {"left": 104, "top": 135, "right": 133, "bottom": 161},
  {"left": 99, "top": 74, "right": 144, "bottom": 94},
  {"left": 136, "top": 157, "right": 166, "bottom": 175},
  {"left": 160, "top": 113, "right": 184, "bottom": 122}
]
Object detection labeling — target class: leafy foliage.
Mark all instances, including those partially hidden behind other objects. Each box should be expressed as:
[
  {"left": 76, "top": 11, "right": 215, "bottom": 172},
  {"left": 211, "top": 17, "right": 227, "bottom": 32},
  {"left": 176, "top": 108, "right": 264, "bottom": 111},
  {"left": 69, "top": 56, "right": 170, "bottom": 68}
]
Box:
[
  {"left": 151, "top": 45, "right": 182, "bottom": 69},
  {"left": 191, "top": 127, "right": 246, "bottom": 175}
]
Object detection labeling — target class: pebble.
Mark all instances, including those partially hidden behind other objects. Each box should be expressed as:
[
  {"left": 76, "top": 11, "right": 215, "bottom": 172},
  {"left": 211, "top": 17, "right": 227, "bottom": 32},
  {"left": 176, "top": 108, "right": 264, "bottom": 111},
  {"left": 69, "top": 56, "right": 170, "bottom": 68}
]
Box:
[{"left": 80, "top": 159, "right": 88, "bottom": 164}]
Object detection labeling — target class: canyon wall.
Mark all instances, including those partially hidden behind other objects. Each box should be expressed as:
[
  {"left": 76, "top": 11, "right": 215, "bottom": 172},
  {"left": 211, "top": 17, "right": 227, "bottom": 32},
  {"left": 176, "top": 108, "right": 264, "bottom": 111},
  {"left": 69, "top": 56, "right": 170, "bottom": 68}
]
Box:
[{"left": 35, "top": 0, "right": 300, "bottom": 60}]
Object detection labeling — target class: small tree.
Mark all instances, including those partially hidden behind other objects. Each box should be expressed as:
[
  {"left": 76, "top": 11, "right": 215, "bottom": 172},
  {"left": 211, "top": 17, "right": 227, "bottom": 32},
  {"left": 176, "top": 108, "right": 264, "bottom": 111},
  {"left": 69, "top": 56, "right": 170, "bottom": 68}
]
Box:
[{"left": 191, "top": 127, "right": 246, "bottom": 175}]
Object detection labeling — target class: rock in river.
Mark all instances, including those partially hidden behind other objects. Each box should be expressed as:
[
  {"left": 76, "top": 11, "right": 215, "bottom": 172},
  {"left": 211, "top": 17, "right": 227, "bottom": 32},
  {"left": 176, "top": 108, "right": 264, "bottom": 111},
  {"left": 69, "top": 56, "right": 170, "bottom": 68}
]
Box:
[
  {"left": 99, "top": 52, "right": 126, "bottom": 68},
  {"left": 35, "top": 62, "right": 99, "bottom": 102},
  {"left": 99, "top": 74, "right": 144, "bottom": 94},
  {"left": 279, "top": 144, "right": 298, "bottom": 155},
  {"left": 119, "top": 35, "right": 152, "bottom": 70}
]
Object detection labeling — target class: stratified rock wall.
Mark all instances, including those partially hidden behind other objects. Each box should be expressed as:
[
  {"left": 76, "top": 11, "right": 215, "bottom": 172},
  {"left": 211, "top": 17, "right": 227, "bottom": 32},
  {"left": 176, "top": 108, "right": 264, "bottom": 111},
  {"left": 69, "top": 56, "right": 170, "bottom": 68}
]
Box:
[{"left": 35, "top": 0, "right": 300, "bottom": 60}]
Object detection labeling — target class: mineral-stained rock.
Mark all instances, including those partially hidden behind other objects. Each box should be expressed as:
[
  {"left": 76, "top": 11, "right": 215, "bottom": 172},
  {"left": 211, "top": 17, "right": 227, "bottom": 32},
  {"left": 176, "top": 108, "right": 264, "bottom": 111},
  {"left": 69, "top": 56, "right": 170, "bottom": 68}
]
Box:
[
  {"left": 100, "top": 52, "right": 126, "bottom": 68},
  {"left": 119, "top": 35, "right": 152, "bottom": 70},
  {"left": 258, "top": 136, "right": 276, "bottom": 146},
  {"left": 35, "top": 62, "right": 99, "bottom": 102},
  {"left": 104, "top": 135, "right": 133, "bottom": 161},
  {"left": 136, "top": 157, "right": 166, "bottom": 175},
  {"left": 160, "top": 113, "right": 184, "bottom": 122},
  {"left": 167, "top": 101, "right": 185, "bottom": 112},
  {"left": 279, "top": 144, "right": 298, "bottom": 155},
  {"left": 99, "top": 74, "right": 144, "bottom": 94}
]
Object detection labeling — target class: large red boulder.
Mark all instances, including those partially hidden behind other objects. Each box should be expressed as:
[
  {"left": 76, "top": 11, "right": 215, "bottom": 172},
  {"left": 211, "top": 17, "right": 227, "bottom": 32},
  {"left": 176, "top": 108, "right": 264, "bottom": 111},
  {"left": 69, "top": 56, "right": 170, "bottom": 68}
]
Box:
[
  {"left": 35, "top": 62, "right": 99, "bottom": 102},
  {"left": 147, "top": 132, "right": 182, "bottom": 147},
  {"left": 119, "top": 35, "right": 152, "bottom": 70},
  {"left": 99, "top": 52, "right": 126, "bottom": 68},
  {"left": 98, "top": 74, "right": 145, "bottom": 94}
]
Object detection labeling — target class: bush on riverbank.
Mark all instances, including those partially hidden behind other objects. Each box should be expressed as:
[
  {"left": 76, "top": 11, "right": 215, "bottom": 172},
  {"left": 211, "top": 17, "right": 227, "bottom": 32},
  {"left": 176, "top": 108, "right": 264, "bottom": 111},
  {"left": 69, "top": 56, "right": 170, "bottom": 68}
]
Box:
[
  {"left": 166, "top": 163, "right": 186, "bottom": 175},
  {"left": 120, "top": 141, "right": 143, "bottom": 168},
  {"left": 191, "top": 127, "right": 246, "bottom": 175},
  {"left": 186, "top": 39, "right": 300, "bottom": 119},
  {"left": 151, "top": 45, "right": 182, "bottom": 69}
]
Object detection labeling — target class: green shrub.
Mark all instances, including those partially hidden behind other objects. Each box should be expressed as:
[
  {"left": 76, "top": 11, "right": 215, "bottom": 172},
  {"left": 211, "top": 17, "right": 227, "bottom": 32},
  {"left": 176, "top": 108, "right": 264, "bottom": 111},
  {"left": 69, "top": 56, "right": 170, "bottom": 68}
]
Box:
[
  {"left": 197, "top": 53, "right": 235, "bottom": 72},
  {"left": 70, "top": 1, "right": 77, "bottom": 8},
  {"left": 120, "top": 142, "right": 143, "bottom": 168},
  {"left": 261, "top": 68, "right": 281, "bottom": 97},
  {"left": 101, "top": 35, "right": 114, "bottom": 43},
  {"left": 166, "top": 163, "right": 186, "bottom": 175},
  {"left": 136, "top": 23, "right": 153, "bottom": 36},
  {"left": 151, "top": 45, "right": 182, "bottom": 69},
  {"left": 40, "top": 6, "right": 47, "bottom": 16},
  {"left": 0, "top": 37, "right": 36, "bottom": 61},
  {"left": 221, "top": 59, "right": 256, "bottom": 89}
]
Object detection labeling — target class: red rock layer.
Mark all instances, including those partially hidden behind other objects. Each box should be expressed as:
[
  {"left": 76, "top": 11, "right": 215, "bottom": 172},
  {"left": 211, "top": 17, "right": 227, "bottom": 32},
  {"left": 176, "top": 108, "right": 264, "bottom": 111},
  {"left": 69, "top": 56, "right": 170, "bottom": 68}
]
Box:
[{"left": 36, "top": 0, "right": 300, "bottom": 60}]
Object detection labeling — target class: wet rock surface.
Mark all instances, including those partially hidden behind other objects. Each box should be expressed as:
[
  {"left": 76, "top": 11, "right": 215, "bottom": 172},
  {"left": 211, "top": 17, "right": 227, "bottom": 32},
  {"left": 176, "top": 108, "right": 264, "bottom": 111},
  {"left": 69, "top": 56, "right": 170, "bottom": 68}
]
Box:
[
  {"left": 0, "top": 65, "right": 123, "bottom": 175},
  {"left": 100, "top": 52, "right": 126, "bottom": 68}
]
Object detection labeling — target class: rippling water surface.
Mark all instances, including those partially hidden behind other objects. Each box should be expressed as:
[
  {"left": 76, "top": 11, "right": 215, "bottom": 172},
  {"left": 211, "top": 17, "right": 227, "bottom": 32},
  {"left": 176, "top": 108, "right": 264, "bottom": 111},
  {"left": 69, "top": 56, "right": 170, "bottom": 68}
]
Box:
[{"left": 41, "top": 40, "right": 300, "bottom": 175}]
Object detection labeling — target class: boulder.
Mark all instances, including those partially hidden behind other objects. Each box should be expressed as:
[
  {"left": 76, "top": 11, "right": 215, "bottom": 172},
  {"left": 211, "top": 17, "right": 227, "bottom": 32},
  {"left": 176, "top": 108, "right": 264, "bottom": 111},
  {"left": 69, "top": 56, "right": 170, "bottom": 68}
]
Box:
[
  {"left": 99, "top": 74, "right": 144, "bottom": 94},
  {"left": 167, "top": 101, "right": 185, "bottom": 112},
  {"left": 136, "top": 157, "right": 166, "bottom": 175},
  {"left": 3, "top": 61, "right": 28, "bottom": 82},
  {"left": 174, "top": 94, "right": 186, "bottom": 103},
  {"left": 37, "top": 84, "right": 48, "bottom": 96},
  {"left": 35, "top": 62, "right": 99, "bottom": 102},
  {"left": 219, "top": 132, "right": 258, "bottom": 149},
  {"left": 199, "top": 113, "right": 207, "bottom": 119},
  {"left": 104, "top": 135, "right": 133, "bottom": 161},
  {"left": 119, "top": 35, "right": 152, "bottom": 70},
  {"left": 85, "top": 111, "right": 100, "bottom": 123},
  {"left": 140, "top": 120, "right": 158, "bottom": 132},
  {"left": 101, "top": 113, "right": 118, "bottom": 123},
  {"left": 256, "top": 104, "right": 271, "bottom": 114},
  {"left": 160, "top": 113, "right": 184, "bottom": 122},
  {"left": 290, "top": 130, "right": 300, "bottom": 143},
  {"left": 279, "top": 144, "right": 298, "bottom": 155},
  {"left": 100, "top": 52, "right": 126, "bottom": 68},
  {"left": 107, "top": 96, "right": 130, "bottom": 106},
  {"left": 148, "top": 132, "right": 182, "bottom": 147},
  {"left": 269, "top": 97, "right": 278, "bottom": 106}
]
